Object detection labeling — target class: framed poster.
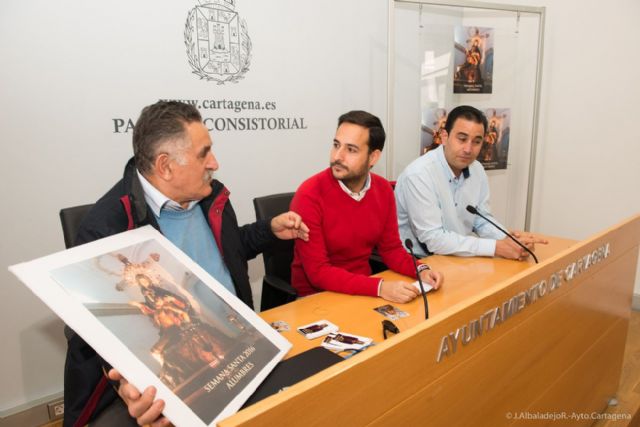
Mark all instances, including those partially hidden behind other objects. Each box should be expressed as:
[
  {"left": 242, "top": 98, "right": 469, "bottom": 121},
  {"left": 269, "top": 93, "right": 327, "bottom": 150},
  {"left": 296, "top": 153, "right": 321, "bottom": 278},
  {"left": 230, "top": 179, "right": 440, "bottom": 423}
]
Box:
[
  {"left": 453, "top": 26, "right": 494, "bottom": 94},
  {"left": 420, "top": 107, "right": 448, "bottom": 155},
  {"left": 10, "top": 226, "right": 291, "bottom": 426},
  {"left": 479, "top": 108, "right": 511, "bottom": 170}
]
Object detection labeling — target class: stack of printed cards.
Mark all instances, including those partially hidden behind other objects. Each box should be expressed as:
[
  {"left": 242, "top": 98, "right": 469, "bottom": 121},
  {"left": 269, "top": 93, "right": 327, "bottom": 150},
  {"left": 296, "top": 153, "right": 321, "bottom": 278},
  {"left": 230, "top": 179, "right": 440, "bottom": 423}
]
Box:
[
  {"left": 412, "top": 281, "right": 433, "bottom": 294},
  {"left": 296, "top": 320, "right": 339, "bottom": 340},
  {"left": 321, "top": 332, "right": 373, "bottom": 352},
  {"left": 296, "top": 320, "right": 373, "bottom": 354}
]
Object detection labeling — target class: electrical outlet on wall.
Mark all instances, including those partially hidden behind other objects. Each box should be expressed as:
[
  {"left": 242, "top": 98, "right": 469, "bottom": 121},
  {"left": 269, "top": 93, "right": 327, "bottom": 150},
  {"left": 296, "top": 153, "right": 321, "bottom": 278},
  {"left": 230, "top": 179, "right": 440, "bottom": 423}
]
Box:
[{"left": 47, "top": 399, "right": 64, "bottom": 420}]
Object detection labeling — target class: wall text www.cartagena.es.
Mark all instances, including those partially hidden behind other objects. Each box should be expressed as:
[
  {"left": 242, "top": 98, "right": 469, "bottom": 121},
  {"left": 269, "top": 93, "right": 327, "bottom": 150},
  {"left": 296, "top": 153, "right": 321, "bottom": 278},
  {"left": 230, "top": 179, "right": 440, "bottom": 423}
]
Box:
[
  {"left": 111, "top": 98, "right": 308, "bottom": 133},
  {"left": 159, "top": 98, "right": 277, "bottom": 113}
]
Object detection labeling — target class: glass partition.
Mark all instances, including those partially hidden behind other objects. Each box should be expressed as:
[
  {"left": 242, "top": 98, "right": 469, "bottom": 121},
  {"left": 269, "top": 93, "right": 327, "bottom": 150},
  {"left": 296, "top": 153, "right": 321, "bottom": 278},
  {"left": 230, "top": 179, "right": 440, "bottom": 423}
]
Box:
[{"left": 387, "top": 0, "right": 545, "bottom": 230}]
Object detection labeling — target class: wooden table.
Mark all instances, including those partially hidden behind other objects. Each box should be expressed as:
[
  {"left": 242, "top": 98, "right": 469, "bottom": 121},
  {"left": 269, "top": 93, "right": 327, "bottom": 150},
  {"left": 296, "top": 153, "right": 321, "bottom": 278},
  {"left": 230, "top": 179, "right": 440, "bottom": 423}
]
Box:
[
  {"left": 258, "top": 235, "right": 575, "bottom": 359},
  {"left": 220, "top": 215, "right": 640, "bottom": 427}
]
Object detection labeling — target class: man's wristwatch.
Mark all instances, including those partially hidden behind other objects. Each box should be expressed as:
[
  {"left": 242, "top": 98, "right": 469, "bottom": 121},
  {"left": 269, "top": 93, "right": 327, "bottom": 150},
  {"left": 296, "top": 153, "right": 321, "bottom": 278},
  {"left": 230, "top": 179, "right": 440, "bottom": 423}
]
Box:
[{"left": 417, "top": 264, "right": 431, "bottom": 273}]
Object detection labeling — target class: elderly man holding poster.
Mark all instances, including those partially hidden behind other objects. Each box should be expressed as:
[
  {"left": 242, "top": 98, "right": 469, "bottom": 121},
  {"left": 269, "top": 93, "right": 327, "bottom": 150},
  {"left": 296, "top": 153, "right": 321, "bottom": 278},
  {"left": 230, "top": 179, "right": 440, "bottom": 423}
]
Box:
[{"left": 65, "top": 101, "right": 309, "bottom": 427}]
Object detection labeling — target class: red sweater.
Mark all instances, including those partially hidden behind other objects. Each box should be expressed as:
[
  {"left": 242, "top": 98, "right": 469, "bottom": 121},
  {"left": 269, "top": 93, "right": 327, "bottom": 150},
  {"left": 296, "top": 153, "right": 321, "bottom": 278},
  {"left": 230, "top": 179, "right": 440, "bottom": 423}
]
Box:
[{"left": 291, "top": 168, "right": 419, "bottom": 297}]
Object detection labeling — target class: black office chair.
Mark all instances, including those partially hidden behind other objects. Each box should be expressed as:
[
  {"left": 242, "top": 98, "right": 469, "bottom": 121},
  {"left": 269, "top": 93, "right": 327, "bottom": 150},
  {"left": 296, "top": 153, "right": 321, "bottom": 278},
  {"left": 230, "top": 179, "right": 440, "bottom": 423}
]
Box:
[
  {"left": 59, "top": 203, "right": 95, "bottom": 360},
  {"left": 368, "top": 249, "right": 388, "bottom": 274},
  {"left": 59, "top": 203, "right": 94, "bottom": 248},
  {"left": 369, "top": 179, "right": 396, "bottom": 273},
  {"left": 253, "top": 192, "right": 297, "bottom": 311}
]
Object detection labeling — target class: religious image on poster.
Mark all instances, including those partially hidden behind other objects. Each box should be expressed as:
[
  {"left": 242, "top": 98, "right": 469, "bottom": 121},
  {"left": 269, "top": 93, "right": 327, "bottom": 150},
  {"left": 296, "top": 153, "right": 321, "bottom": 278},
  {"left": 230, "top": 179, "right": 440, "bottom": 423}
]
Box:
[
  {"left": 9, "top": 226, "right": 291, "bottom": 427},
  {"left": 453, "top": 26, "right": 494, "bottom": 94},
  {"left": 479, "top": 108, "right": 511, "bottom": 170},
  {"left": 420, "top": 107, "right": 448, "bottom": 155}
]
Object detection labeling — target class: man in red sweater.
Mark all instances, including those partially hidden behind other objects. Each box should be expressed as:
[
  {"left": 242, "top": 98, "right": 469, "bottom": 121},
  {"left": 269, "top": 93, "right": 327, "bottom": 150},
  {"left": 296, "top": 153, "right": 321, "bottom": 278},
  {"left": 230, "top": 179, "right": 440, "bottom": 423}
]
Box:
[{"left": 291, "top": 111, "right": 444, "bottom": 303}]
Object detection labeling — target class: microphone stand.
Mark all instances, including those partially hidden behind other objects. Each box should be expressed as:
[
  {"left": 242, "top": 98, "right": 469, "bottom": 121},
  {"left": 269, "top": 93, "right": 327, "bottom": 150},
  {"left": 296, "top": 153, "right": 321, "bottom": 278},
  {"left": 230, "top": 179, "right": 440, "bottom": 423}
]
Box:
[
  {"left": 404, "top": 239, "right": 429, "bottom": 319},
  {"left": 466, "top": 205, "right": 538, "bottom": 264}
]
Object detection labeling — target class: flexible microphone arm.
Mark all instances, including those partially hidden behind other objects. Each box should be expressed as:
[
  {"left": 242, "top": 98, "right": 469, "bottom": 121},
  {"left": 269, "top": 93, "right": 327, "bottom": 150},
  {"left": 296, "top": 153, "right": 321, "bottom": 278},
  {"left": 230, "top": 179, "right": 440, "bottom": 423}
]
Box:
[
  {"left": 404, "top": 239, "right": 429, "bottom": 319},
  {"left": 466, "top": 205, "right": 538, "bottom": 264}
]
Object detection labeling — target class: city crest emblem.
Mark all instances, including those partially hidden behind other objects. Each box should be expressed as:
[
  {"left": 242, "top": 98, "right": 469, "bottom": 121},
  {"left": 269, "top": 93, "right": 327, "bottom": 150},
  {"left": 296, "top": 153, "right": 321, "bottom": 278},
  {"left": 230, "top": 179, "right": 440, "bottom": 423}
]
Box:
[{"left": 184, "top": 0, "right": 252, "bottom": 84}]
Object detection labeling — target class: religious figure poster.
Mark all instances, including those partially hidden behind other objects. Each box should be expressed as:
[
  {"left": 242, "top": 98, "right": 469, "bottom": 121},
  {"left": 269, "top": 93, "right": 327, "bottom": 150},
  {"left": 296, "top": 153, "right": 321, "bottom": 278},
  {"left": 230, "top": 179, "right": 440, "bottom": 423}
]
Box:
[
  {"left": 479, "top": 108, "right": 511, "bottom": 170},
  {"left": 453, "top": 26, "right": 494, "bottom": 94},
  {"left": 420, "top": 107, "right": 448, "bottom": 155},
  {"left": 9, "top": 226, "right": 291, "bottom": 427}
]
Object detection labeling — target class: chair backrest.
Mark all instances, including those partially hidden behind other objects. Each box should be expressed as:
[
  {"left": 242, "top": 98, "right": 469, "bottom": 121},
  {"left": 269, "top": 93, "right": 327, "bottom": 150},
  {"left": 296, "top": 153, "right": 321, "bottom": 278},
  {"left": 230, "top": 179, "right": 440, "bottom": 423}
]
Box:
[
  {"left": 253, "top": 192, "right": 295, "bottom": 284},
  {"left": 59, "top": 204, "right": 94, "bottom": 248}
]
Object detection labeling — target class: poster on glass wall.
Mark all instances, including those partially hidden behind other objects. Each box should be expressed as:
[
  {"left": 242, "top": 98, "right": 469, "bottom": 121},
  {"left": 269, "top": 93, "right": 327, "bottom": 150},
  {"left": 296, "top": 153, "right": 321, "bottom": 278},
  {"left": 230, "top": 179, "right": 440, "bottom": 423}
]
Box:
[
  {"left": 453, "top": 26, "right": 494, "bottom": 94},
  {"left": 420, "top": 107, "right": 448, "bottom": 155},
  {"left": 479, "top": 108, "right": 511, "bottom": 170}
]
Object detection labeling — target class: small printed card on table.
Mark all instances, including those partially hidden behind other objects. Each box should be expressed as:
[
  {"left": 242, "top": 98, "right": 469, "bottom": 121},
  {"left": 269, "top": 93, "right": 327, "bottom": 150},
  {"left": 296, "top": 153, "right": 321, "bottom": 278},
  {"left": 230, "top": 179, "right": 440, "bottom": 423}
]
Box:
[
  {"left": 296, "top": 320, "right": 339, "bottom": 340},
  {"left": 321, "top": 332, "right": 372, "bottom": 352},
  {"left": 374, "top": 304, "right": 409, "bottom": 320},
  {"left": 269, "top": 320, "right": 290, "bottom": 333},
  {"left": 412, "top": 281, "right": 433, "bottom": 294}
]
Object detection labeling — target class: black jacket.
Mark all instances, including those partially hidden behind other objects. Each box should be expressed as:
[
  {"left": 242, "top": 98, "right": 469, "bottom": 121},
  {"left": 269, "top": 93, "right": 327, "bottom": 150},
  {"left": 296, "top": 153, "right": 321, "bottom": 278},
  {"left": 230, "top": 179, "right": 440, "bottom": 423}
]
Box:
[{"left": 64, "top": 158, "right": 276, "bottom": 426}]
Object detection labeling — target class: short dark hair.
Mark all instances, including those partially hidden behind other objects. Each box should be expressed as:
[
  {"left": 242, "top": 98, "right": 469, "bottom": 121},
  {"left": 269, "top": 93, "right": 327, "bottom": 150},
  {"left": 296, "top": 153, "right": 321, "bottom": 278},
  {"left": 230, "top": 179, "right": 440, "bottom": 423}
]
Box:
[
  {"left": 133, "top": 101, "right": 202, "bottom": 174},
  {"left": 444, "top": 105, "right": 487, "bottom": 135},
  {"left": 337, "top": 110, "right": 386, "bottom": 153}
]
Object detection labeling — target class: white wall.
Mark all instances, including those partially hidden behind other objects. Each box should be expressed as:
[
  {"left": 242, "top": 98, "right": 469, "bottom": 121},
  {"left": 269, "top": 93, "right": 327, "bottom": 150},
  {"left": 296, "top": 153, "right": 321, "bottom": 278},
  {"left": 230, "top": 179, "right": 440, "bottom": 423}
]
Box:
[{"left": 1, "top": 0, "right": 639, "bottom": 416}]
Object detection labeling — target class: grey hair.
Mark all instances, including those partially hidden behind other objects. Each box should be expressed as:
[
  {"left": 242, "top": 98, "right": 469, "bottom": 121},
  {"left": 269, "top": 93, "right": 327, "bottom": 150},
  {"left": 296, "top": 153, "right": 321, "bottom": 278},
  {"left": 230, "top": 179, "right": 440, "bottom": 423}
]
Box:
[{"left": 132, "top": 101, "right": 202, "bottom": 174}]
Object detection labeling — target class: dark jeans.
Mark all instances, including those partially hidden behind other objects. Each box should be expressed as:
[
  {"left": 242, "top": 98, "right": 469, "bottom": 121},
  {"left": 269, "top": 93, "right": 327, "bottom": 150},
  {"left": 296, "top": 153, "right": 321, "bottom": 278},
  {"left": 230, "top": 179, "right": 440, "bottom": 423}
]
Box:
[{"left": 89, "top": 397, "right": 138, "bottom": 426}]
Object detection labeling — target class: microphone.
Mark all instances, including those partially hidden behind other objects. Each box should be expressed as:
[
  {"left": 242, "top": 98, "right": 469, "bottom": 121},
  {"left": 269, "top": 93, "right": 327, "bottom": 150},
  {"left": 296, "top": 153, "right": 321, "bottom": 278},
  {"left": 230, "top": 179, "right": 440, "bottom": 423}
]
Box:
[
  {"left": 404, "top": 239, "right": 429, "bottom": 319},
  {"left": 465, "top": 205, "right": 538, "bottom": 264}
]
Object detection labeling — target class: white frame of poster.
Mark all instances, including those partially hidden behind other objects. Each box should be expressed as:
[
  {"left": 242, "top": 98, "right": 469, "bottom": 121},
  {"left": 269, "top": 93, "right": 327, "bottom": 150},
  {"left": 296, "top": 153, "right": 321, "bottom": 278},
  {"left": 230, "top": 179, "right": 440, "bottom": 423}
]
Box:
[{"left": 9, "top": 226, "right": 291, "bottom": 427}]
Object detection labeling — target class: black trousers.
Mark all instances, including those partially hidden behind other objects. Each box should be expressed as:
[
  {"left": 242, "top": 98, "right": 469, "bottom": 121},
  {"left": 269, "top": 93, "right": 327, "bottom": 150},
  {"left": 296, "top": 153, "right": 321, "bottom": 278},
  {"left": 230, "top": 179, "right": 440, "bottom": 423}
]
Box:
[{"left": 89, "top": 397, "right": 139, "bottom": 426}]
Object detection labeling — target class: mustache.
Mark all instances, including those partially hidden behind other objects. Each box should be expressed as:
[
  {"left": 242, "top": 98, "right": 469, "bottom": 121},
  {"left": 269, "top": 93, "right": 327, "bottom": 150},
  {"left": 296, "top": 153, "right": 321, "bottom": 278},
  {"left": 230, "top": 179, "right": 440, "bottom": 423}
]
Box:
[
  {"left": 203, "top": 169, "right": 215, "bottom": 182},
  {"left": 331, "top": 161, "right": 348, "bottom": 171}
]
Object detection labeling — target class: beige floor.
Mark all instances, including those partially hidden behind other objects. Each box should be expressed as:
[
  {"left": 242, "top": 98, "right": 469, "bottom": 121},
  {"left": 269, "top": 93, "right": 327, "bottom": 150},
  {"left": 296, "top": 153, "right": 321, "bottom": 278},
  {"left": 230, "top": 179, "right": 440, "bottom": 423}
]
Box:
[{"left": 594, "top": 310, "right": 640, "bottom": 427}]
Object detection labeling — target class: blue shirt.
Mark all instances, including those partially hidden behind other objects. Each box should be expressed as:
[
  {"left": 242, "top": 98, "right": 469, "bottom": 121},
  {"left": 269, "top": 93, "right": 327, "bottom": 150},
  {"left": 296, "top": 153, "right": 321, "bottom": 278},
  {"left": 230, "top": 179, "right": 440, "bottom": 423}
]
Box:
[
  {"left": 395, "top": 145, "right": 505, "bottom": 257},
  {"left": 137, "top": 170, "right": 236, "bottom": 295},
  {"left": 136, "top": 170, "right": 198, "bottom": 217}
]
